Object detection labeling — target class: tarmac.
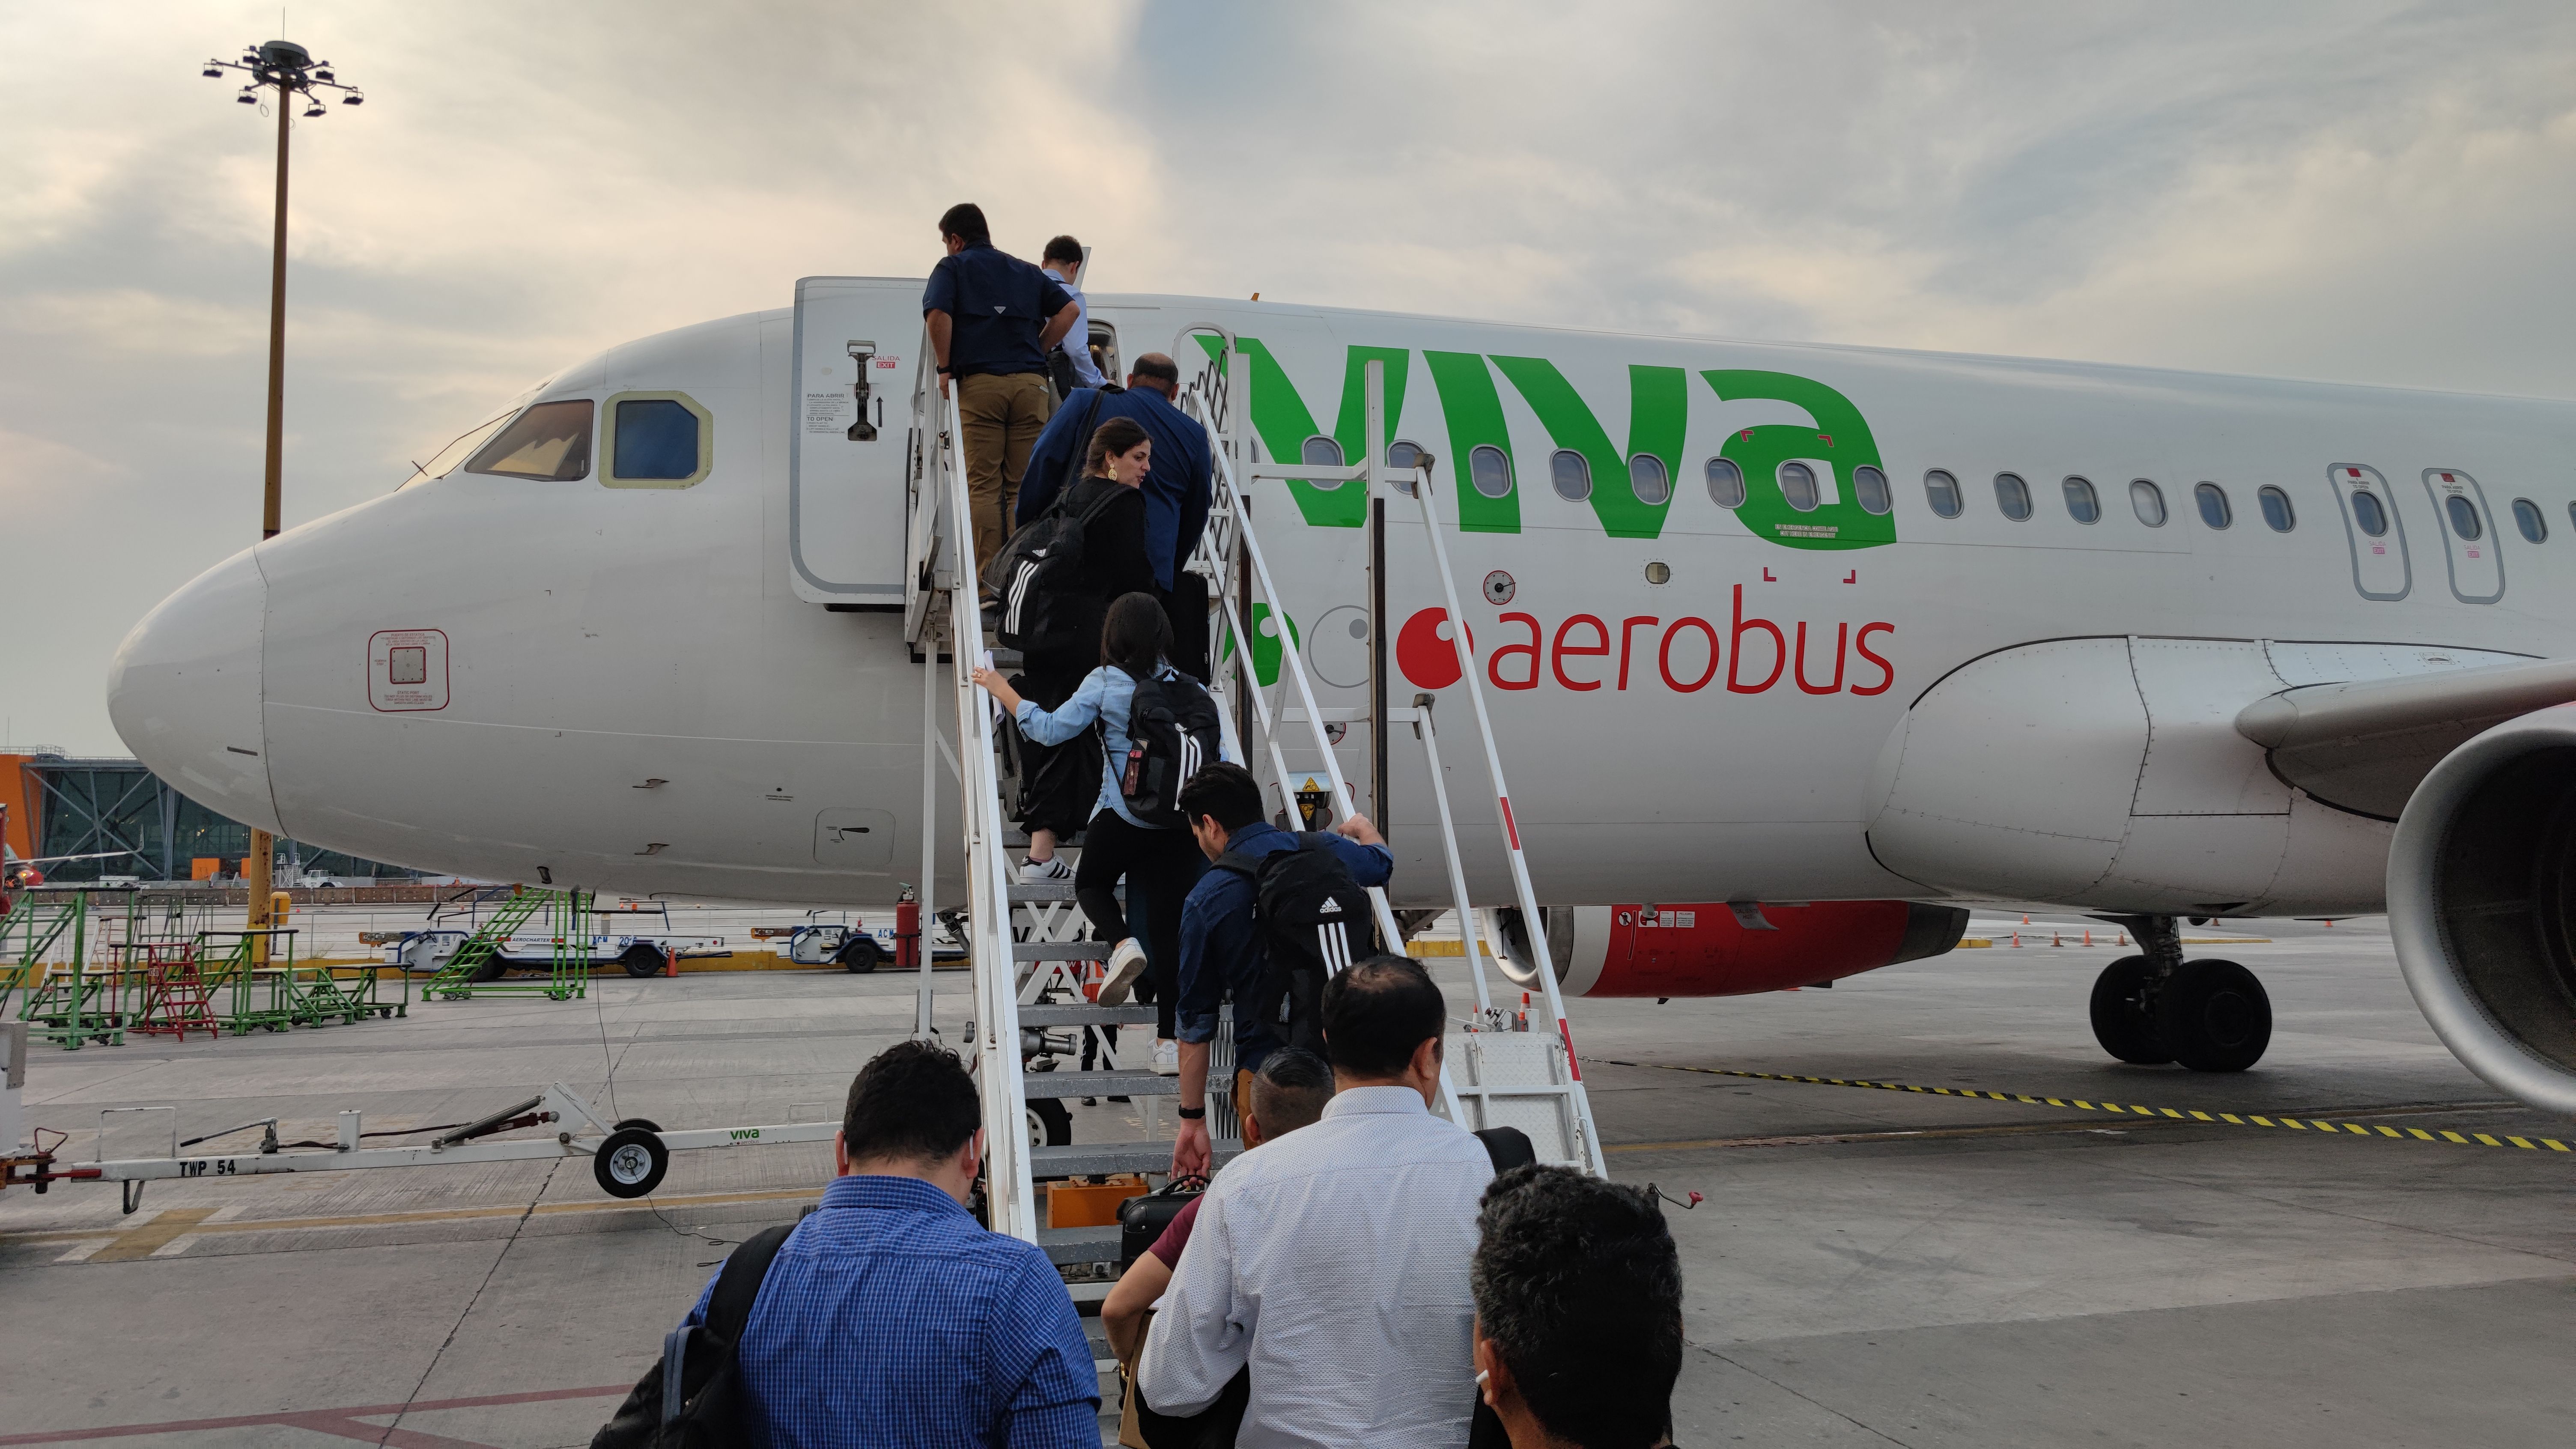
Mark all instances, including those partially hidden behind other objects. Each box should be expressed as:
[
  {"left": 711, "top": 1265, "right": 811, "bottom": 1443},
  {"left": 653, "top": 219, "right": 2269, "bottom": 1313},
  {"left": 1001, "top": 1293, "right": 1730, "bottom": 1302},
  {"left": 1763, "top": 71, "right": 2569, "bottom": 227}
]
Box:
[{"left": 3, "top": 914, "right": 2569, "bottom": 1447}]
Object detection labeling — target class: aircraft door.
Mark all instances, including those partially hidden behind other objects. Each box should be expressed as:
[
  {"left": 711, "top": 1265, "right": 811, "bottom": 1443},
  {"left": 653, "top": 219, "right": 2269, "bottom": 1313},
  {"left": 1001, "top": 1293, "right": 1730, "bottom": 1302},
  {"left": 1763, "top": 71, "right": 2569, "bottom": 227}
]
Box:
[
  {"left": 787, "top": 276, "right": 921, "bottom": 606},
  {"left": 2326, "top": 464, "right": 2409, "bottom": 601},
  {"left": 2421, "top": 468, "right": 2504, "bottom": 604}
]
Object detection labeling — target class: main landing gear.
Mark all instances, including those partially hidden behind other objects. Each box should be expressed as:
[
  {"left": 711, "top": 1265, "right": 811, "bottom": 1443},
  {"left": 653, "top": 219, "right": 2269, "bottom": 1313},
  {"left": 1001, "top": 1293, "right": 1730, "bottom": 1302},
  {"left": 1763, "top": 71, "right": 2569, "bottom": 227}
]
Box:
[{"left": 2087, "top": 915, "right": 2271, "bottom": 1072}]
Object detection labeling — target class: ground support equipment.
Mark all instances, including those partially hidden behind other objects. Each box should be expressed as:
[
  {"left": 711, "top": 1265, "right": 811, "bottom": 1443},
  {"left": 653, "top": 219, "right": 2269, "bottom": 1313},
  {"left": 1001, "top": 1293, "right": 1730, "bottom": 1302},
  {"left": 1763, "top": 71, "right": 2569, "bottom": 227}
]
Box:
[
  {"left": 7, "top": 1080, "right": 843, "bottom": 1213},
  {"left": 1187, "top": 343, "right": 1605, "bottom": 1173},
  {"left": 426, "top": 888, "right": 591, "bottom": 1001}
]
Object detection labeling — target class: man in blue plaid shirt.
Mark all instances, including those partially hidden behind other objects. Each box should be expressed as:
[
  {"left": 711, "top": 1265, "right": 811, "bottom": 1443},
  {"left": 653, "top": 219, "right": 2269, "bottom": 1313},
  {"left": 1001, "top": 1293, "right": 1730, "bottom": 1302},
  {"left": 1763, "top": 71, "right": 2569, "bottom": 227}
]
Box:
[{"left": 677, "top": 1041, "right": 1100, "bottom": 1446}]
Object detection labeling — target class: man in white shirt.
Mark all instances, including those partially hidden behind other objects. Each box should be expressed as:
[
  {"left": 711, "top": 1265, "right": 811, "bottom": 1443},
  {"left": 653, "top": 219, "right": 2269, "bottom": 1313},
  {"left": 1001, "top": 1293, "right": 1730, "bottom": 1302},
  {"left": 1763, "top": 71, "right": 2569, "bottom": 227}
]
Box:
[
  {"left": 1139, "top": 954, "right": 1491, "bottom": 1448},
  {"left": 1039, "top": 236, "right": 1105, "bottom": 392}
]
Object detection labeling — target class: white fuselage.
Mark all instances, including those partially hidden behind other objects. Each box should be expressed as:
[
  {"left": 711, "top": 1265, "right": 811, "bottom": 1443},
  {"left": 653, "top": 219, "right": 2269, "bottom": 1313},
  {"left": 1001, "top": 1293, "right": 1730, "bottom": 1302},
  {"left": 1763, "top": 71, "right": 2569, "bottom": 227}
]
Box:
[{"left": 106, "top": 287, "right": 2576, "bottom": 913}]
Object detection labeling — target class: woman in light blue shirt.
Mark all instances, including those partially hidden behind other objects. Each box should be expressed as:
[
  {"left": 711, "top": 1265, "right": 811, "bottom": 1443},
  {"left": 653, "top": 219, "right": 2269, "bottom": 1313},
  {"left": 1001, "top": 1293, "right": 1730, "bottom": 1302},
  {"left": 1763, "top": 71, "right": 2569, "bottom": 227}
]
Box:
[{"left": 975, "top": 593, "right": 1226, "bottom": 1070}]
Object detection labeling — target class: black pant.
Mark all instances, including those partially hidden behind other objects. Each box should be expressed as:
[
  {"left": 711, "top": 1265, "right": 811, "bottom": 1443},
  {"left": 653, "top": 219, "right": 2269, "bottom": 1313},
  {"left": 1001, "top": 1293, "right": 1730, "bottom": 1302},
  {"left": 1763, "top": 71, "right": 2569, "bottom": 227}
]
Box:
[
  {"left": 1159, "top": 574, "right": 1210, "bottom": 681},
  {"left": 1013, "top": 647, "right": 1099, "bottom": 838},
  {"left": 1074, "top": 809, "right": 1204, "bottom": 1041}
]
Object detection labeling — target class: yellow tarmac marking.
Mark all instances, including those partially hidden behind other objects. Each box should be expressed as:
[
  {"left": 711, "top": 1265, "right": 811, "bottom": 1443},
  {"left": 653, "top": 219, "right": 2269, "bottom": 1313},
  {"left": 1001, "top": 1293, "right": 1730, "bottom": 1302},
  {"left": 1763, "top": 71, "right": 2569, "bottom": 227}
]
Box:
[
  {"left": 1594, "top": 1060, "right": 2572, "bottom": 1154},
  {"left": 86, "top": 1207, "right": 217, "bottom": 1263},
  {"left": 4, "top": 1186, "right": 822, "bottom": 1252}
]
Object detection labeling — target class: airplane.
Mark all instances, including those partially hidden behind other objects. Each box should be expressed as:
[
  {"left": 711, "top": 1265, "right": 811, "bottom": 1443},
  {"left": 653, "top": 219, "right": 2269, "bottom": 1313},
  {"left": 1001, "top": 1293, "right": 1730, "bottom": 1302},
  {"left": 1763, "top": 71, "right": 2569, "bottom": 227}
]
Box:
[
  {"left": 102, "top": 277, "right": 2576, "bottom": 1119},
  {"left": 0, "top": 805, "right": 141, "bottom": 892}
]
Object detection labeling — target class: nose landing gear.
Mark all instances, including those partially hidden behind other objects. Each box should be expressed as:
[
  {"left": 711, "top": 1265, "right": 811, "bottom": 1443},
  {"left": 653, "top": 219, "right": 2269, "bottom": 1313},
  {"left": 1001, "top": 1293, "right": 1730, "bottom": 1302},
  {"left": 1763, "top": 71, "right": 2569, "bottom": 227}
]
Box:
[{"left": 2087, "top": 916, "right": 2272, "bottom": 1072}]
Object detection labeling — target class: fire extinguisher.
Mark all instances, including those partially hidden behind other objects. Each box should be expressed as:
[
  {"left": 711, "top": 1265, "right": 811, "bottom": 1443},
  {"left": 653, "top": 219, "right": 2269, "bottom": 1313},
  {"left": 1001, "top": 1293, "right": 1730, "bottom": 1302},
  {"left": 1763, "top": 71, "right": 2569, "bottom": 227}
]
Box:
[{"left": 894, "top": 885, "right": 919, "bottom": 971}]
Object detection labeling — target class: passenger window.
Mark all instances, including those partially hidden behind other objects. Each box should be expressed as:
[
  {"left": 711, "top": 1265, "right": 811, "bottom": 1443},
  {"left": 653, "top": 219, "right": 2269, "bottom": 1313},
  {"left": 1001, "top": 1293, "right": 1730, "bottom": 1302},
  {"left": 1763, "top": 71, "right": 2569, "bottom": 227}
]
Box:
[
  {"left": 2514, "top": 498, "right": 2546, "bottom": 543},
  {"left": 1550, "top": 448, "right": 1592, "bottom": 501},
  {"left": 1923, "top": 468, "right": 1963, "bottom": 518},
  {"left": 2062, "top": 476, "right": 2099, "bottom": 524},
  {"left": 2352, "top": 489, "right": 2389, "bottom": 537},
  {"left": 466, "top": 399, "right": 594, "bottom": 481},
  {"left": 1993, "top": 472, "right": 2031, "bottom": 521},
  {"left": 1628, "top": 453, "right": 1671, "bottom": 505},
  {"left": 1387, "top": 439, "right": 1423, "bottom": 496},
  {"left": 2257, "top": 486, "right": 2295, "bottom": 533},
  {"left": 2130, "top": 479, "right": 2167, "bottom": 527},
  {"left": 1779, "top": 461, "right": 1819, "bottom": 512},
  {"left": 1468, "top": 444, "right": 1513, "bottom": 499},
  {"left": 1302, "top": 435, "right": 1344, "bottom": 491},
  {"left": 601, "top": 393, "right": 712, "bottom": 488},
  {"left": 1705, "top": 457, "right": 1746, "bottom": 508},
  {"left": 2445, "top": 495, "right": 2483, "bottom": 540},
  {"left": 2195, "top": 482, "right": 2232, "bottom": 529},
  {"left": 1854, "top": 465, "right": 1891, "bottom": 515}
]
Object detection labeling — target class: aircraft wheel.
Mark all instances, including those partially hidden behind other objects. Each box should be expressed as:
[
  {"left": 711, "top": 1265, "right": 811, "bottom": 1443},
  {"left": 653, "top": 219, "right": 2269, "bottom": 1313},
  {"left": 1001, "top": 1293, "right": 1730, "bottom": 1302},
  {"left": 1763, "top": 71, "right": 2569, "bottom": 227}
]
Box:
[
  {"left": 593, "top": 1126, "right": 669, "bottom": 1199},
  {"left": 837, "top": 935, "right": 883, "bottom": 975},
  {"left": 1028, "top": 1097, "right": 1072, "bottom": 1148},
  {"left": 2157, "top": 959, "right": 2270, "bottom": 1072},
  {"left": 2088, "top": 955, "right": 2172, "bottom": 1065},
  {"left": 620, "top": 943, "right": 668, "bottom": 978}
]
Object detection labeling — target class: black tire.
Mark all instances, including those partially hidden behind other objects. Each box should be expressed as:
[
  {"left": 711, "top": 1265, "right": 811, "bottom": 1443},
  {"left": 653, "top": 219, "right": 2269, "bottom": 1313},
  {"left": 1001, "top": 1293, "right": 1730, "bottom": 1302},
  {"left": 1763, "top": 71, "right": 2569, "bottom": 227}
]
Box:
[
  {"left": 613, "top": 1117, "right": 662, "bottom": 1134},
  {"left": 469, "top": 953, "right": 507, "bottom": 983},
  {"left": 2088, "top": 955, "right": 2172, "bottom": 1065},
  {"left": 593, "top": 1126, "right": 669, "bottom": 1199},
  {"left": 1028, "top": 1097, "right": 1072, "bottom": 1147},
  {"left": 837, "top": 935, "right": 883, "bottom": 975},
  {"left": 2158, "top": 958, "right": 2271, "bottom": 1072},
  {"left": 620, "top": 943, "right": 668, "bottom": 979}
]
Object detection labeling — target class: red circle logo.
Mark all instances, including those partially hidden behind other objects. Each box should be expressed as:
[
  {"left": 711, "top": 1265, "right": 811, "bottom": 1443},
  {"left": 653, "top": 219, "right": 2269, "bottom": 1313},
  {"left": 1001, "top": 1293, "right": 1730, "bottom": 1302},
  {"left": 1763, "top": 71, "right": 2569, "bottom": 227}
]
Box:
[{"left": 1396, "top": 608, "right": 1467, "bottom": 689}]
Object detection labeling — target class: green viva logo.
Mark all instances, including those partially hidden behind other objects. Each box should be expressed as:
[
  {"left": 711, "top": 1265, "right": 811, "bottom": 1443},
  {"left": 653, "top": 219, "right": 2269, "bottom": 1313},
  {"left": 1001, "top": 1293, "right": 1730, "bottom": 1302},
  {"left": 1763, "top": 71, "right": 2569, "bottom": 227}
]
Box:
[{"left": 1194, "top": 337, "right": 1892, "bottom": 552}]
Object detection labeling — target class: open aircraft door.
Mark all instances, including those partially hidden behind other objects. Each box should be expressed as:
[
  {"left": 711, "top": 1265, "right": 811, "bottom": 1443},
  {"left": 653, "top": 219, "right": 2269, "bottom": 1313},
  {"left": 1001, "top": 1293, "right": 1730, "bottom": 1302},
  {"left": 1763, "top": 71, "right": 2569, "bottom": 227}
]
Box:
[{"left": 787, "top": 277, "right": 923, "bottom": 607}]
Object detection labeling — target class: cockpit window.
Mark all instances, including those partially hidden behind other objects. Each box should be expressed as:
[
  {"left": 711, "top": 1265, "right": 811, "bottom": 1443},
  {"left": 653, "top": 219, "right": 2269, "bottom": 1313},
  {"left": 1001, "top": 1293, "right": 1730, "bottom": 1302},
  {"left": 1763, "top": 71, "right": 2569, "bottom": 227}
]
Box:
[
  {"left": 465, "top": 400, "right": 594, "bottom": 481},
  {"left": 602, "top": 391, "right": 714, "bottom": 488}
]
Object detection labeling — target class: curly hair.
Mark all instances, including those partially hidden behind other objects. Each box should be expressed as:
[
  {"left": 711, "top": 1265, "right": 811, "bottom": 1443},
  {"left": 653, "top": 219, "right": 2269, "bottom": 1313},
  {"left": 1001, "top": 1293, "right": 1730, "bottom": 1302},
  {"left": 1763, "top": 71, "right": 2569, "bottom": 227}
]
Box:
[{"left": 1470, "top": 1165, "right": 1683, "bottom": 1449}]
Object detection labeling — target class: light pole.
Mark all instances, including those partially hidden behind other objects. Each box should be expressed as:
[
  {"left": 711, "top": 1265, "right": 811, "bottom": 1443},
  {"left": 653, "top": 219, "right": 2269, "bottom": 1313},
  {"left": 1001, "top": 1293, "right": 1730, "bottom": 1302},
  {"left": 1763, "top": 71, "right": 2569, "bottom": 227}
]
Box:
[{"left": 202, "top": 40, "right": 363, "bottom": 942}]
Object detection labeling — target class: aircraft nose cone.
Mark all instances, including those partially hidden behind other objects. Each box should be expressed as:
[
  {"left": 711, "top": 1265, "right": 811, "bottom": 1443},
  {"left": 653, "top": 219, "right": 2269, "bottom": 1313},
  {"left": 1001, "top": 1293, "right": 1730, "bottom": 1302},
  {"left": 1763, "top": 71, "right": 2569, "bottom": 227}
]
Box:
[{"left": 107, "top": 545, "right": 282, "bottom": 835}]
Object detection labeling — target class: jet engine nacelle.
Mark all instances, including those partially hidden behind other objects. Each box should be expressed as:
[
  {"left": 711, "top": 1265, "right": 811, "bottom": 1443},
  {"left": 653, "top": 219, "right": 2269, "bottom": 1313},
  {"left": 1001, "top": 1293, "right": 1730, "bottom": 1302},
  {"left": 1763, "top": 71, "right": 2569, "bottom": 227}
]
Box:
[
  {"left": 1497, "top": 900, "right": 1970, "bottom": 998},
  {"left": 2388, "top": 704, "right": 2576, "bottom": 1116}
]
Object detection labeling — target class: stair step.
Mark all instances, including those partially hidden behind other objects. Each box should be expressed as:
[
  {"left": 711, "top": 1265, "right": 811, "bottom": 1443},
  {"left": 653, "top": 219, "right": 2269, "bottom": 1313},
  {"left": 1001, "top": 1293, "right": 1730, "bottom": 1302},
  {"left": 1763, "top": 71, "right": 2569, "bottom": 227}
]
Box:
[
  {"left": 1016, "top": 939, "right": 1111, "bottom": 962},
  {"left": 1023, "top": 1070, "right": 1177, "bottom": 1098},
  {"left": 1032, "top": 1141, "right": 1176, "bottom": 1177},
  {"left": 1019, "top": 1002, "right": 1156, "bottom": 1027},
  {"left": 1007, "top": 882, "right": 1081, "bottom": 903}
]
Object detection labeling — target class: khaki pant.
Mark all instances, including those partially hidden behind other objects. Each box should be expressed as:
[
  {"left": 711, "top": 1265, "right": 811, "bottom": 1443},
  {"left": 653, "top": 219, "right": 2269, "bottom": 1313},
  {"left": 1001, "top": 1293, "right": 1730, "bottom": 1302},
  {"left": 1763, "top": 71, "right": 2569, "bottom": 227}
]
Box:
[{"left": 956, "top": 371, "right": 1054, "bottom": 580}]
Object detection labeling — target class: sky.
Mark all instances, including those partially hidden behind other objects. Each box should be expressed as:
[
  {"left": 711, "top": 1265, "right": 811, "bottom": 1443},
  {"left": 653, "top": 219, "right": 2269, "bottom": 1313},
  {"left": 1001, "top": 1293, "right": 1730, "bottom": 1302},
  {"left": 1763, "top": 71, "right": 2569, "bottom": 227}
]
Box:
[{"left": 9, "top": 0, "right": 2576, "bottom": 753}]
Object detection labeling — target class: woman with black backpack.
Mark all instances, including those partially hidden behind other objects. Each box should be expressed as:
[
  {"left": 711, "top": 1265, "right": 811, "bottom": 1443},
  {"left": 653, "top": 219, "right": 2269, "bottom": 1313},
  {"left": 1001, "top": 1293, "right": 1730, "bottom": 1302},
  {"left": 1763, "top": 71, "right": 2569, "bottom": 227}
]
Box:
[
  {"left": 1007, "top": 415, "right": 1158, "bottom": 887},
  {"left": 975, "top": 590, "right": 1227, "bottom": 1078}
]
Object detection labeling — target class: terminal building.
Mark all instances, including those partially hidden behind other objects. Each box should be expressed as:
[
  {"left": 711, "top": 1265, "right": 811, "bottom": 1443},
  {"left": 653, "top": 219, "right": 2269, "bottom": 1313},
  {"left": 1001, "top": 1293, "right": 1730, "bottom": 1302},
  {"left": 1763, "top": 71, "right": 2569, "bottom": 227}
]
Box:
[{"left": 2, "top": 749, "right": 412, "bottom": 885}]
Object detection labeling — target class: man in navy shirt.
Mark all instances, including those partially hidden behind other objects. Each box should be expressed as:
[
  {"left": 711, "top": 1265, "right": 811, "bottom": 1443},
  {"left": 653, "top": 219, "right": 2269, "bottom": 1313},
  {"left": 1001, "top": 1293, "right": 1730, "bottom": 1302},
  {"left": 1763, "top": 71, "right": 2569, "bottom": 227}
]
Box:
[
  {"left": 923, "top": 202, "right": 1080, "bottom": 575},
  {"left": 1165, "top": 762, "right": 1392, "bottom": 1175},
  {"left": 1017, "top": 352, "right": 1216, "bottom": 674},
  {"left": 676, "top": 1040, "right": 1099, "bottom": 1447}
]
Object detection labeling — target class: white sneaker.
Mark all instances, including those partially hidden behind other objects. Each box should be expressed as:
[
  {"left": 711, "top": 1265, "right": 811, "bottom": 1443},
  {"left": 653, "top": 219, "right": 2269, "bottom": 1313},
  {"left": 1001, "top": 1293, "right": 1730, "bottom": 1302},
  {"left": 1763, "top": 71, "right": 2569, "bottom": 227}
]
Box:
[
  {"left": 1151, "top": 1038, "right": 1179, "bottom": 1076},
  {"left": 1017, "top": 856, "right": 1071, "bottom": 884},
  {"left": 1097, "top": 937, "right": 1149, "bottom": 1005}
]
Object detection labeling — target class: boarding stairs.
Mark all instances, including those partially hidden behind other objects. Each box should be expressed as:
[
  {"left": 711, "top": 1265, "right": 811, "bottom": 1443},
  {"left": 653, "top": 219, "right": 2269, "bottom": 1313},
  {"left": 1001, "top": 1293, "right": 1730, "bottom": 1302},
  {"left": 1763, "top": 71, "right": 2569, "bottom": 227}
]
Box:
[
  {"left": 900, "top": 333, "right": 1603, "bottom": 1265},
  {"left": 425, "top": 887, "right": 589, "bottom": 1001}
]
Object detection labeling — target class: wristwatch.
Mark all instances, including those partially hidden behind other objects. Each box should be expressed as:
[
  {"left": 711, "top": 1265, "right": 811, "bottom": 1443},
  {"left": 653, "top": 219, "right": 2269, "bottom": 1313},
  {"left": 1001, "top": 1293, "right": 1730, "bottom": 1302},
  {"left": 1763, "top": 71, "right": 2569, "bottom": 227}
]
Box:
[{"left": 1175, "top": 1105, "right": 1206, "bottom": 1120}]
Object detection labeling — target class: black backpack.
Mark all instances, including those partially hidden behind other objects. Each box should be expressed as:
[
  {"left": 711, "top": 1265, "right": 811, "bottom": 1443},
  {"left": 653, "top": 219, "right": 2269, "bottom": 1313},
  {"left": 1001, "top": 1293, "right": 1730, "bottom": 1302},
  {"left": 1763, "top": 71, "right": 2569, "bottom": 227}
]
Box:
[
  {"left": 1113, "top": 671, "right": 1224, "bottom": 828},
  {"left": 981, "top": 392, "right": 1112, "bottom": 652},
  {"left": 1210, "top": 835, "right": 1381, "bottom": 1053},
  {"left": 591, "top": 1222, "right": 794, "bottom": 1448}
]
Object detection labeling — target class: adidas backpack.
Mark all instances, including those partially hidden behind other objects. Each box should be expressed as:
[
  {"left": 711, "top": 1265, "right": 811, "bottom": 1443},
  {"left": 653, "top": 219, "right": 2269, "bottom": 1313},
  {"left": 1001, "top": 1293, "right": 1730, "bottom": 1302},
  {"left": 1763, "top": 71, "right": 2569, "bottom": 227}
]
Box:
[
  {"left": 1211, "top": 835, "right": 1381, "bottom": 1054},
  {"left": 1113, "top": 670, "right": 1225, "bottom": 829}
]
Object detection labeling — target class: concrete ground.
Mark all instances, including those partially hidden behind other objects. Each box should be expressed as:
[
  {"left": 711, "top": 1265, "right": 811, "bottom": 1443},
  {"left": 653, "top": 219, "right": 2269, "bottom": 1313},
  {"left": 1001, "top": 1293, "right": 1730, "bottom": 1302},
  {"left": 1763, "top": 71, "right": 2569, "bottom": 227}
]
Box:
[{"left": 3, "top": 915, "right": 2569, "bottom": 1447}]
